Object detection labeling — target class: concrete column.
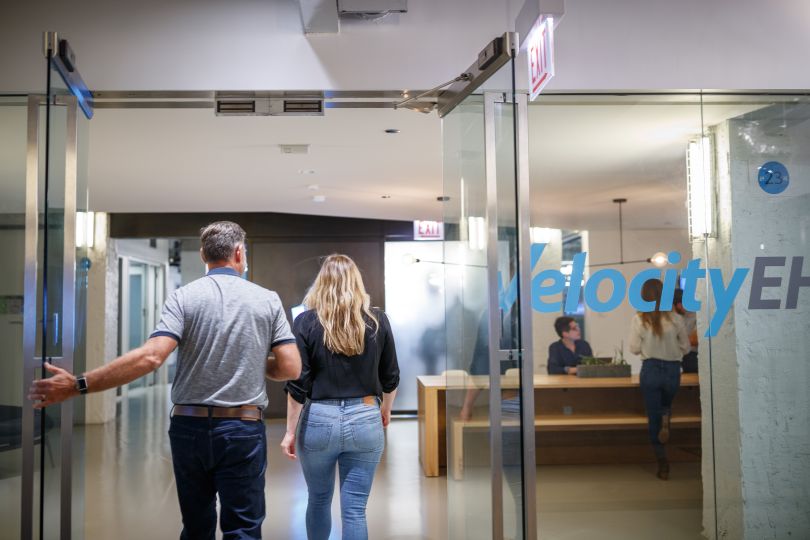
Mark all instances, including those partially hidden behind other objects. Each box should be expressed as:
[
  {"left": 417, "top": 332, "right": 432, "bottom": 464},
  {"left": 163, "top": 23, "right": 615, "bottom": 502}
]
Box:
[
  {"left": 699, "top": 112, "right": 810, "bottom": 538},
  {"left": 83, "top": 213, "right": 118, "bottom": 424}
]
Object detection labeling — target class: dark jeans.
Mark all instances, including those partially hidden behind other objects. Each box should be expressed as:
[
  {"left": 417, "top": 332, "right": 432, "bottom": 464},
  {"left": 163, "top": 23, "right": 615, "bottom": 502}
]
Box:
[
  {"left": 168, "top": 415, "right": 267, "bottom": 540},
  {"left": 639, "top": 359, "right": 681, "bottom": 459},
  {"left": 682, "top": 351, "right": 698, "bottom": 373}
]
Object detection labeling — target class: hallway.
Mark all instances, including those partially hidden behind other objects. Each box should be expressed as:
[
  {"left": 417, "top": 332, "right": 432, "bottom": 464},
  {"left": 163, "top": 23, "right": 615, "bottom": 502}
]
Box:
[
  {"left": 78, "top": 385, "right": 702, "bottom": 539},
  {"left": 81, "top": 385, "right": 446, "bottom": 539}
]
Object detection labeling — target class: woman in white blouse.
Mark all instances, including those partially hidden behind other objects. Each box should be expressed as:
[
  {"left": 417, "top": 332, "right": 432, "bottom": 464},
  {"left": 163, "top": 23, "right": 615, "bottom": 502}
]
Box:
[{"left": 628, "top": 278, "right": 690, "bottom": 480}]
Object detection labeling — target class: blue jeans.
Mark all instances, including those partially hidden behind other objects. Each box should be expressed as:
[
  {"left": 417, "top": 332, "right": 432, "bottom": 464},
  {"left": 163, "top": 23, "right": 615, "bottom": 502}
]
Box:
[
  {"left": 168, "top": 415, "right": 267, "bottom": 540},
  {"left": 639, "top": 359, "right": 681, "bottom": 459},
  {"left": 296, "top": 398, "right": 385, "bottom": 540}
]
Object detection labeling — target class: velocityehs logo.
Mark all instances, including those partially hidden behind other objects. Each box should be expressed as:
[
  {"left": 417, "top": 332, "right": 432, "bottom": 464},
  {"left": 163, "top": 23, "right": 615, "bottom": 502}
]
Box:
[{"left": 498, "top": 244, "right": 809, "bottom": 338}]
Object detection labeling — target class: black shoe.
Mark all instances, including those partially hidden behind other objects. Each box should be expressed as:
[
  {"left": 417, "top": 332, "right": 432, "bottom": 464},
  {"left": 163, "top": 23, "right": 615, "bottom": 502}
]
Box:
[
  {"left": 658, "top": 413, "right": 671, "bottom": 444},
  {"left": 656, "top": 458, "right": 670, "bottom": 480}
]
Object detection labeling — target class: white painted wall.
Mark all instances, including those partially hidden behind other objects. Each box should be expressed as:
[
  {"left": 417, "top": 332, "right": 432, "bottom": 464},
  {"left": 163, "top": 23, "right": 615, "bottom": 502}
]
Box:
[
  {"left": 584, "top": 228, "right": 690, "bottom": 373},
  {"left": 2, "top": 0, "right": 810, "bottom": 92}
]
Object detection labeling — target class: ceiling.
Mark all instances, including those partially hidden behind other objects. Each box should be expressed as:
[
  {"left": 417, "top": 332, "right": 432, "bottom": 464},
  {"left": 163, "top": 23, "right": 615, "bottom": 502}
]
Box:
[
  {"left": 87, "top": 106, "right": 445, "bottom": 222},
  {"left": 0, "top": 96, "right": 765, "bottom": 230},
  {"left": 86, "top": 98, "right": 763, "bottom": 230}
]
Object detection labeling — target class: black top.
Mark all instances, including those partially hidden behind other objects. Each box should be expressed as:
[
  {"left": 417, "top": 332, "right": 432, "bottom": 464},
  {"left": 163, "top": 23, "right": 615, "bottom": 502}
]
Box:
[
  {"left": 285, "top": 308, "right": 400, "bottom": 404},
  {"left": 547, "top": 339, "right": 593, "bottom": 374}
]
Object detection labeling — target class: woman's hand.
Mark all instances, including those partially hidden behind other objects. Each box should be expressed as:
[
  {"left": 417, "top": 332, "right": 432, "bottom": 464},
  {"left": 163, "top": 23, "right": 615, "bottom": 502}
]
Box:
[
  {"left": 280, "top": 431, "right": 297, "bottom": 460},
  {"left": 381, "top": 407, "right": 392, "bottom": 427}
]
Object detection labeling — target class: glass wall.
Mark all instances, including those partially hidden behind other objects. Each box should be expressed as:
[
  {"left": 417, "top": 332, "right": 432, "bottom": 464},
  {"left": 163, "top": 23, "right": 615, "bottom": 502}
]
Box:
[
  {"left": 521, "top": 92, "right": 810, "bottom": 538},
  {"left": 384, "top": 241, "right": 445, "bottom": 411},
  {"left": 0, "top": 95, "right": 29, "bottom": 540}
]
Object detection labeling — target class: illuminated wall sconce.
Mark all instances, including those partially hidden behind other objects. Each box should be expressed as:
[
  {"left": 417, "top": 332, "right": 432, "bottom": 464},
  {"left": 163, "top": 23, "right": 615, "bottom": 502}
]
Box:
[
  {"left": 76, "top": 211, "right": 95, "bottom": 248},
  {"left": 467, "top": 216, "right": 486, "bottom": 251},
  {"left": 686, "top": 135, "right": 716, "bottom": 239}
]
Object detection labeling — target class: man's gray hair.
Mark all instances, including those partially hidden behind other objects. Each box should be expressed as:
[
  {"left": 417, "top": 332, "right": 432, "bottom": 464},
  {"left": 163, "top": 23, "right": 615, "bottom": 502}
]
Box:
[{"left": 199, "top": 221, "right": 246, "bottom": 262}]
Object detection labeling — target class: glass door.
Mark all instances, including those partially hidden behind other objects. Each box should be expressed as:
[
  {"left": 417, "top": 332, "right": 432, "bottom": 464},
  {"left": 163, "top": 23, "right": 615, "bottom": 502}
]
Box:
[
  {"left": 17, "top": 32, "right": 92, "bottom": 540},
  {"left": 0, "top": 94, "right": 31, "bottom": 540},
  {"left": 441, "top": 34, "right": 536, "bottom": 540}
]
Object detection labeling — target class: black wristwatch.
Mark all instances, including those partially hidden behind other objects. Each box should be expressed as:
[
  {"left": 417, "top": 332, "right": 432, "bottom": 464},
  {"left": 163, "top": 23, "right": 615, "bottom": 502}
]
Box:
[{"left": 75, "top": 376, "right": 88, "bottom": 395}]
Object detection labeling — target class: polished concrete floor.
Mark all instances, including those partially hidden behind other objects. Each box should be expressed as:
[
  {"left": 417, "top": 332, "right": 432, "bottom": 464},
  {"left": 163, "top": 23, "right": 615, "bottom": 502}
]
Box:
[{"left": 2, "top": 384, "right": 704, "bottom": 539}]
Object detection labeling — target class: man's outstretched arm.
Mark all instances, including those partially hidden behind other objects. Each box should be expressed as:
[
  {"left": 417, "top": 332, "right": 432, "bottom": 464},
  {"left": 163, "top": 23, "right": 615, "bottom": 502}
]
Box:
[{"left": 28, "top": 335, "right": 178, "bottom": 408}]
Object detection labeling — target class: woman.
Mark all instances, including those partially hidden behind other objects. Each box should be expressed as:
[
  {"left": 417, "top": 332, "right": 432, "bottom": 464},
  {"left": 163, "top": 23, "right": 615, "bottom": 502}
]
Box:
[
  {"left": 280, "top": 254, "right": 399, "bottom": 540},
  {"left": 628, "top": 278, "right": 690, "bottom": 480}
]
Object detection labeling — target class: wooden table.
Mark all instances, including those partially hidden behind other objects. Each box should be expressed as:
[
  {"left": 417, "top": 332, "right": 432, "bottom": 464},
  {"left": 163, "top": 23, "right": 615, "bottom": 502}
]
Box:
[{"left": 417, "top": 373, "right": 700, "bottom": 477}]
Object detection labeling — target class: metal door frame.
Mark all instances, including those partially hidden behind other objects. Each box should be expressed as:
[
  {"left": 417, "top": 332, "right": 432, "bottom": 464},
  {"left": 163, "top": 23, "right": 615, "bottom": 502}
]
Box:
[{"left": 483, "top": 90, "right": 536, "bottom": 540}]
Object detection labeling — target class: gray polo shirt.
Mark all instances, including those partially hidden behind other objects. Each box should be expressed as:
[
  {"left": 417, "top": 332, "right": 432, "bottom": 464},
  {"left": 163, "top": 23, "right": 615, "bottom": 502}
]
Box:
[{"left": 151, "top": 267, "right": 295, "bottom": 408}]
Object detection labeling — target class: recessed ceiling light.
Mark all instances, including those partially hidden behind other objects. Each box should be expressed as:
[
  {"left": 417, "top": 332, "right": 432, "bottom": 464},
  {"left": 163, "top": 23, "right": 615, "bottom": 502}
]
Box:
[
  {"left": 384, "top": 129, "right": 400, "bottom": 134},
  {"left": 312, "top": 195, "right": 326, "bottom": 203},
  {"left": 436, "top": 196, "right": 450, "bottom": 202},
  {"left": 381, "top": 195, "right": 391, "bottom": 199},
  {"left": 307, "top": 184, "right": 320, "bottom": 191},
  {"left": 299, "top": 169, "right": 316, "bottom": 175}
]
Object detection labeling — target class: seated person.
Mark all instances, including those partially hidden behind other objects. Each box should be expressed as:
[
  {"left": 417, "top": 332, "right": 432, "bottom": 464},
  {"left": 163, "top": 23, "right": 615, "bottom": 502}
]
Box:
[{"left": 547, "top": 316, "right": 592, "bottom": 375}]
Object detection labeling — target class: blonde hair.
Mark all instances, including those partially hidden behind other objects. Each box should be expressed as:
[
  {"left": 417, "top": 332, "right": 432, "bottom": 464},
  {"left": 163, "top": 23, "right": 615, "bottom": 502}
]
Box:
[
  {"left": 639, "top": 278, "right": 672, "bottom": 337},
  {"left": 304, "top": 254, "right": 378, "bottom": 356}
]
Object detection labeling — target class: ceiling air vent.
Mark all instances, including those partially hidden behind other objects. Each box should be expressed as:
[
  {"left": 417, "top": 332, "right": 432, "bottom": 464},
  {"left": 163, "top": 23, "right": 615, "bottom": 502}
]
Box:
[
  {"left": 216, "top": 100, "right": 255, "bottom": 114},
  {"left": 284, "top": 99, "right": 323, "bottom": 114}
]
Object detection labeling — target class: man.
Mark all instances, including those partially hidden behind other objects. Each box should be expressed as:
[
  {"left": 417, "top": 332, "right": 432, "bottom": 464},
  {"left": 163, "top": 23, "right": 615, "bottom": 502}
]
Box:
[
  {"left": 673, "top": 288, "right": 699, "bottom": 373},
  {"left": 29, "top": 221, "right": 301, "bottom": 539},
  {"left": 547, "top": 316, "right": 592, "bottom": 375}
]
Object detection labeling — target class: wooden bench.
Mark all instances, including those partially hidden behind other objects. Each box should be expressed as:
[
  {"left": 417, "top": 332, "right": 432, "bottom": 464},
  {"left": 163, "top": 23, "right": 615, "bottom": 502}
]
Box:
[{"left": 449, "top": 412, "right": 701, "bottom": 479}]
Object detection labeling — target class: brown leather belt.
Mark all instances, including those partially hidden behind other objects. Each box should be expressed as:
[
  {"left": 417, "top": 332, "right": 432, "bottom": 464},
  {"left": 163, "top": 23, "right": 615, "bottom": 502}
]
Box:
[{"left": 172, "top": 405, "right": 262, "bottom": 422}]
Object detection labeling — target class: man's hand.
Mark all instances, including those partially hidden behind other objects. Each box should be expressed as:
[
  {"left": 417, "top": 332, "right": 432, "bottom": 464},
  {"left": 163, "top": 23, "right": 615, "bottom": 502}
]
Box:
[
  {"left": 280, "top": 431, "right": 297, "bottom": 460},
  {"left": 566, "top": 366, "right": 578, "bottom": 375},
  {"left": 28, "top": 363, "right": 78, "bottom": 409},
  {"left": 459, "top": 404, "right": 473, "bottom": 422}
]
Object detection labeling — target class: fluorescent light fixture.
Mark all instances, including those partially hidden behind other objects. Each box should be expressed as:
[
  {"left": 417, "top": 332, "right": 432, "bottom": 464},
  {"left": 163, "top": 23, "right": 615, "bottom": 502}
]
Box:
[
  {"left": 530, "top": 227, "right": 554, "bottom": 244},
  {"left": 687, "top": 135, "right": 715, "bottom": 239},
  {"left": 76, "top": 211, "right": 95, "bottom": 249},
  {"left": 467, "top": 216, "right": 486, "bottom": 251}
]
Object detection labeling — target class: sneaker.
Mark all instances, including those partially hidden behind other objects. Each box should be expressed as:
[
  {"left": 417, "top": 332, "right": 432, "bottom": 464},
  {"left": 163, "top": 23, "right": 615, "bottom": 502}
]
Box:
[
  {"left": 658, "top": 413, "right": 671, "bottom": 444},
  {"left": 656, "top": 458, "right": 670, "bottom": 480}
]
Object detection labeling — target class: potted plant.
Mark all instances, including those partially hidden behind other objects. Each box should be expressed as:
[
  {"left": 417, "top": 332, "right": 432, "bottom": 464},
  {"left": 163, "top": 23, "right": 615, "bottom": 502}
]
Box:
[{"left": 576, "top": 347, "right": 631, "bottom": 378}]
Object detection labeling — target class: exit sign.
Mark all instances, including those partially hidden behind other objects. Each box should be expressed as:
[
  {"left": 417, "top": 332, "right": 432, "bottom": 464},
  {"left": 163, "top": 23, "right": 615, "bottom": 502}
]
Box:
[
  {"left": 413, "top": 220, "right": 444, "bottom": 240},
  {"left": 528, "top": 16, "right": 555, "bottom": 101}
]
